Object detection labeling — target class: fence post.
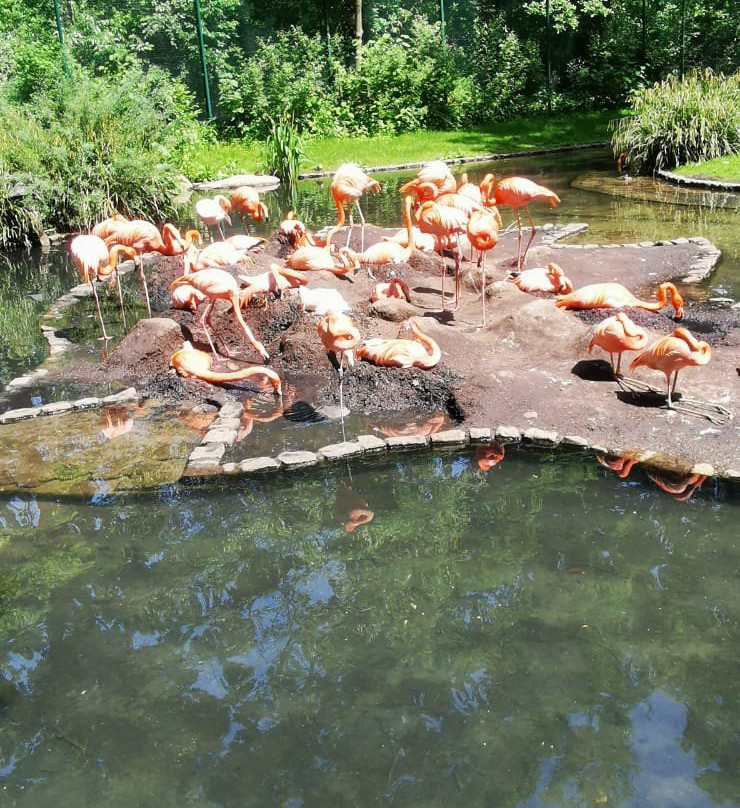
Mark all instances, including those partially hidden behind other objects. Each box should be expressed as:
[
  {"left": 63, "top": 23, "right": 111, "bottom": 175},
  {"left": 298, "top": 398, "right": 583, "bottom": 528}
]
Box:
[
  {"left": 194, "top": 0, "right": 214, "bottom": 120},
  {"left": 546, "top": 0, "right": 552, "bottom": 113},
  {"left": 679, "top": 0, "right": 686, "bottom": 78},
  {"left": 52, "top": 0, "right": 70, "bottom": 76},
  {"left": 440, "top": 0, "right": 446, "bottom": 41}
]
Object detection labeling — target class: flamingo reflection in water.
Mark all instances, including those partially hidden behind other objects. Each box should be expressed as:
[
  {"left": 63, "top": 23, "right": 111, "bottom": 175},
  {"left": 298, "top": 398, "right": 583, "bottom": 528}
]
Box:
[
  {"left": 475, "top": 444, "right": 506, "bottom": 472},
  {"left": 597, "top": 454, "right": 708, "bottom": 501},
  {"left": 333, "top": 482, "right": 374, "bottom": 533},
  {"left": 373, "top": 412, "right": 448, "bottom": 438}
]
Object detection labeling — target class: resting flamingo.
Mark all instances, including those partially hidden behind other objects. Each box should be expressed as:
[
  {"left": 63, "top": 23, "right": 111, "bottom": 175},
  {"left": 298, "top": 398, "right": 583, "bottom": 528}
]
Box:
[
  {"left": 355, "top": 194, "right": 417, "bottom": 269},
  {"left": 195, "top": 194, "right": 232, "bottom": 241},
  {"left": 69, "top": 235, "right": 139, "bottom": 340},
  {"left": 493, "top": 177, "right": 560, "bottom": 269},
  {"left": 467, "top": 209, "right": 500, "bottom": 325},
  {"left": 399, "top": 161, "right": 456, "bottom": 202},
  {"left": 186, "top": 239, "right": 253, "bottom": 273},
  {"left": 171, "top": 282, "right": 207, "bottom": 312},
  {"left": 317, "top": 311, "right": 361, "bottom": 374},
  {"left": 226, "top": 234, "right": 266, "bottom": 252},
  {"left": 587, "top": 312, "right": 648, "bottom": 376},
  {"left": 171, "top": 342, "right": 281, "bottom": 392},
  {"left": 556, "top": 282, "right": 684, "bottom": 319},
  {"left": 331, "top": 163, "right": 380, "bottom": 251},
  {"left": 286, "top": 225, "right": 358, "bottom": 276},
  {"left": 168, "top": 268, "right": 269, "bottom": 361},
  {"left": 278, "top": 211, "right": 310, "bottom": 248},
  {"left": 513, "top": 262, "right": 573, "bottom": 295},
  {"left": 417, "top": 201, "right": 468, "bottom": 311},
  {"left": 370, "top": 277, "right": 411, "bottom": 303},
  {"left": 297, "top": 287, "right": 351, "bottom": 315},
  {"left": 357, "top": 319, "right": 441, "bottom": 370},
  {"left": 230, "top": 186, "right": 269, "bottom": 226},
  {"left": 628, "top": 327, "right": 711, "bottom": 408}
]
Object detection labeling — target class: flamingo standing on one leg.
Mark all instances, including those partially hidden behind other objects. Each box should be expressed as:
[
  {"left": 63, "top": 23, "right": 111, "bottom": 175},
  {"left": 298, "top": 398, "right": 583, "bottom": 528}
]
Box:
[
  {"left": 168, "top": 268, "right": 269, "bottom": 361},
  {"left": 317, "top": 311, "right": 361, "bottom": 375},
  {"left": 357, "top": 319, "right": 441, "bottom": 370},
  {"left": 195, "top": 195, "right": 233, "bottom": 241},
  {"left": 69, "top": 235, "right": 139, "bottom": 340},
  {"left": 467, "top": 209, "right": 499, "bottom": 325},
  {"left": 493, "top": 177, "right": 560, "bottom": 270},
  {"left": 417, "top": 201, "right": 469, "bottom": 311},
  {"left": 331, "top": 163, "right": 381, "bottom": 252},
  {"left": 628, "top": 327, "right": 711, "bottom": 408},
  {"left": 556, "top": 282, "right": 684, "bottom": 319},
  {"left": 587, "top": 312, "right": 649, "bottom": 376}
]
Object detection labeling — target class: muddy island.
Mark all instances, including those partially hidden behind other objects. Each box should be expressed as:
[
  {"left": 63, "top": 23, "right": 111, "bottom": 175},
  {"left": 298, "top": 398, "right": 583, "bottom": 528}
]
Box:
[{"left": 1, "top": 221, "right": 738, "bottom": 493}]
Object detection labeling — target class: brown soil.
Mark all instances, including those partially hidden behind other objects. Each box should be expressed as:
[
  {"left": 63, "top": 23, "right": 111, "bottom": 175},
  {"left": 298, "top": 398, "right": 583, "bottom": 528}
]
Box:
[{"left": 60, "top": 223, "right": 739, "bottom": 473}]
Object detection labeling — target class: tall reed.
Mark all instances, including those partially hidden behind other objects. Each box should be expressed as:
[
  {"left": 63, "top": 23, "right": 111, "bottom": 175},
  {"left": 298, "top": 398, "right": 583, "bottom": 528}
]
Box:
[{"left": 262, "top": 115, "right": 305, "bottom": 189}]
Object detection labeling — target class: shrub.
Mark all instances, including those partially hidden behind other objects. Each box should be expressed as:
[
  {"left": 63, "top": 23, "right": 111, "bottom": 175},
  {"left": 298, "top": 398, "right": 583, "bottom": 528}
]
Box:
[
  {"left": 262, "top": 115, "right": 305, "bottom": 187},
  {"left": 0, "top": 62, "right": 208, "bottom": 246},
  {"left": 611, "top": 69, "right": 740, "bottom": 172}
]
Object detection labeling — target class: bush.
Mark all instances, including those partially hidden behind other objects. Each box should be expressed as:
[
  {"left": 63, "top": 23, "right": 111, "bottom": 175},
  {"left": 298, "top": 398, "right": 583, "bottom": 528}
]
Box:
[
  {"left": 610, "top": 69, "right": 740, "bottom": 172},
  {"left": 0, "top": 62, "right": 209, "bottom": 246}
]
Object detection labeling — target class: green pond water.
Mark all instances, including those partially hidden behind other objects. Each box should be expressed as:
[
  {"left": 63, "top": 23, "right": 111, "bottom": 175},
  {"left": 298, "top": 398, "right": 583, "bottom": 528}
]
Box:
[
  {"left": 0, "top": 448, "right": 738, "bottom": 807},
  {"left": 0, "top": 149, "right": 738, "bottom": 805}
]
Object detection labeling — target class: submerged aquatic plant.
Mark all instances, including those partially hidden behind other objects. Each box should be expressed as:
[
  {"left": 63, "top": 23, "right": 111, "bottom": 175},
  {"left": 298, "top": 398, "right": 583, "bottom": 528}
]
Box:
[{"left": 611, "top": 69, "right": 740, "bottom": 173}]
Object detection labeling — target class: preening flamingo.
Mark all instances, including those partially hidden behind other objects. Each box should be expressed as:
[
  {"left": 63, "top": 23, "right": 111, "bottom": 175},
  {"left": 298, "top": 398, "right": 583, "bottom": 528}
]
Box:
[
  {"left": 331, "top": 163, "right": 381, "bottom": 251},
  {"left": 101, "top": 220, "right": 189, "bottom": 256},
  {"left": 493, "top": 177, "right": 560, "bottom": 269},
  {"left": 171, "top": 342, "right": 281, "bottom": 392},
  {"left": 186, "top": 239, "right": 253, "bottom": 273},
  {"left": 370, "top": 277, "right": 411, "bottom": 303},
  {"left": 435, "top": 192, "right": 485, "bottom": 219},
  {"left": 513, "top": 262, "right": 573, "bottom": 295},
  {"left": 238, "top": 264, "right": 309, "bottom": 307},
  {"left": 417, "top": 201, "right": 469, "bottom": 311},
  {"left": 168, "top": 268, "right": 269, "bottom": 361},
  {"left": 171, "top": 282, "right": 207, "bottom": 312},
  {"left": 467, "top": 208, "right": 499, "bottom": 325},
  {"left": 278, "top": 211, "right": 310, "bottom": 248},
  {"left": 587, "top": 312, "right": 648, "bottom": 376},
  {"left": 286, "top": 225, "right": 358, "bottom": 275},
  {"left": 355, "top": 194, "right": 417, "bottom": 268},
  {"left": 555, "top": 282, "right": 684, "bottom": 319},
  {"left": 628, "top": 327, "right": 711, "bottom": 408},
  {"left": 357, "top": 319, "right": 441, "bottom": 370},
  {"left": 399, "top": 161, "right": 456, "bottom": 202},
  {"left": 317, "top": 311, "right": 361, "bottom": 373},
  {"left": 456, "top": 173, "right": 483, "bottom": 204},
  {"left": 230, "top": 186, "right": 269, "bottom": 225},
  {"left": 69, "top": 235, "right": 139, "bottom": 339},
  {"left": 195, "top": 194, "right": 232, "bottom": 241},
  {"left": 91, "top": 213, "right": 128, "bottom": 240}
]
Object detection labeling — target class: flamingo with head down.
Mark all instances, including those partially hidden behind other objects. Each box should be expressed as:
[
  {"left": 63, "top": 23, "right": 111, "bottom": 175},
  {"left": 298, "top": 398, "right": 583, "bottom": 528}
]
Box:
[
  {"left": 587, "top": 312, "right": 648, "bottom": 376},
  {"left": 195, "top": 194, "right": 232, "bottom": 241},
  {"left": 317, "top": 311, "right": 361, "bottom": 374},
  {"left": 357, "top": 319, "right": 441, "bottom": 370},
  {"left": 417, "top": 201, "right": 469, "bottom": 311},
  {"left": 556, "top": 281, "right": 684, "bottom": 319},
  {"left": 230, "top": 186, "right": 269, "bottom": 226},
  {"left": 467, "top": 208, "right": 500, "bottom": 325},
  {"left": 238, "top": 264, "right": 309, "bottom": 308},
  {"left": 628, "top": 327, "right": 711, "bottom": 408},
  {"left": 170, "top": 342, "right": 281, "bottom": 392}
]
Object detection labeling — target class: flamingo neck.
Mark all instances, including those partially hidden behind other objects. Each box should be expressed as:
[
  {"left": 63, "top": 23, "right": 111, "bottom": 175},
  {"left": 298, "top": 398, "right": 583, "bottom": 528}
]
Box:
[
  {"left": 409, "top": 321, "right": 441, "bottom": 367},
  {"left": 333, "top": 193, "right": 346, "bottom": 228},
  {"left": 403, "top": 194, "right": 415, "bottom": 252}
]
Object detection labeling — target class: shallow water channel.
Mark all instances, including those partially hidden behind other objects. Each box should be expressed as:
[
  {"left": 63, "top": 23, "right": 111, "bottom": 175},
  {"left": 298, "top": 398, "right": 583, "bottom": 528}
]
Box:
[{"left": 0, "top": 148, "right": 738, "bottom": 806}]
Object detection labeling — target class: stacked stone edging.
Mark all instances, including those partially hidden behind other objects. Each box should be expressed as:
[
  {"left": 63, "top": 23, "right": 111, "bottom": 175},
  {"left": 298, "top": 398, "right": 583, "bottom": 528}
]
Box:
[
  {"left": 0, "top": 387, "right": 139, "bottom": 424},
  {"left": 183, "top": 416, "right": 740, "bottom": 483},
  {"left": 656, "top": 168, "right": 740, "bottom": 193}
]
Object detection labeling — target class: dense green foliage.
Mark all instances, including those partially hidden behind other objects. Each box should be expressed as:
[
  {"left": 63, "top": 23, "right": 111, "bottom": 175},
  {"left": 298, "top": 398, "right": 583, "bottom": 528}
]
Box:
[
  {"left": 611, "top": 69, "right": 739, "bottom": 172},
  {"left": 0, "top": 62, "right": 210, "bottom": 246}
]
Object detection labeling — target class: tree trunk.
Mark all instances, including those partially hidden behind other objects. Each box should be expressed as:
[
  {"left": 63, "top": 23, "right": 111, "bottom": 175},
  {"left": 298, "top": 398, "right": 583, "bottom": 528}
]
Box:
[{"left": 354, "top": 0, "right": 363, "bottom": 67}]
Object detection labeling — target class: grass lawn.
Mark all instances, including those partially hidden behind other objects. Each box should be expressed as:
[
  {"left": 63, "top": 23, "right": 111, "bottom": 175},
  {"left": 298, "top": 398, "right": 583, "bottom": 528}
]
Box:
[
  {"left": 672, "top": 154, "right": 740, "bottom": 182},
  {"left": 184, "top": 111, "right": 621, "bottom": 181}
]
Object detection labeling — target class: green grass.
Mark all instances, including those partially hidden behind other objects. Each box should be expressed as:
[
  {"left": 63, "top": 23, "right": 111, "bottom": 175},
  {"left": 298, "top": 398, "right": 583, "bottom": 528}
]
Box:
[
  {"left": 184, "top": 111, "right": 620, "bottom": 181},
  {"left": 672, "top": 154, "right": 740, "bottom": 182}
]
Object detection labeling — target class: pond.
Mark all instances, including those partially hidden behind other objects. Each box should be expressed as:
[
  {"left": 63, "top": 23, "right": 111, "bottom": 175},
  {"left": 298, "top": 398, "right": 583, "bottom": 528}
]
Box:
[
  {"left": 0, "top": 148, "right": 737, "bottom": 806},
  {"left": 0, "top": 447, "right": 737, "bottom": 807}
]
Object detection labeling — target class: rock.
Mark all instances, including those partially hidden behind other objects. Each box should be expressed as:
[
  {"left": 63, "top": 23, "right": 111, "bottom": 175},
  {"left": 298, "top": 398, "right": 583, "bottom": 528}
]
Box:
[{"left": 369, "top": 298, "right": 421, "bottom": 322}]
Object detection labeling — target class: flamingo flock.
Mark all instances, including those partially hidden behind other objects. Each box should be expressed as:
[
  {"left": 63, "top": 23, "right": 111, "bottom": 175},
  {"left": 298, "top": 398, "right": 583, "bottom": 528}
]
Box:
[{"left": 68, "top": 158, "right": 722, "bottom": 443}]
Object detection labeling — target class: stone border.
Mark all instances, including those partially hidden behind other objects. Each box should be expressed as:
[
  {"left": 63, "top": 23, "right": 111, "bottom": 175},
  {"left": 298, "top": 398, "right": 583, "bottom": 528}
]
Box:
[
  {"left": 656, "top": 168, "right": 740, "bottom": 193},
  {"left": 298, "top": 142, "right": 610, "bottom": 180},
  {"left": 0, "top": 387, "right": 139, "bottom": 424},
  {"left": 183, "top": 420, "right": 739, "bottom": 483}
]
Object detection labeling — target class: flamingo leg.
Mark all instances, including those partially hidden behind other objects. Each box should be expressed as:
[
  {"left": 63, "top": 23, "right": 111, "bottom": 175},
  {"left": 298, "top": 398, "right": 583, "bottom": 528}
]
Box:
[
  {"left": 346, "top": 203, "right": 355, "bottom": 248},
  {"left": 667, "top": 370, "right": 680, "bottom": 408},
  {"left": 113, "top": 270, "right": 127, "bottom": 330},
  {"left": 450, "top": 236, "right": 462, "bottom": 312},
  {"left": 137, "top": 265, "right": 152, "bottom": 318},
  {"left": 614, "top": 352, "right": 622, "bottom": 376},
  {"left": 514, "top": 209, "right": 523, "bottom": 270},
  {"left": 233, "top": 301, "right": 270, "bottom": 361},
  {"left": 198, "top": 302, "right": 221, "bottom": 359},
  {"left": 481, "top": 252, "right": 487, "bottom": 327},
  {"left": 90, "top": 278, "right": 110, "bottom": 341},
  {"left": 355, "top": 201, "right": 367, "bottom": 253},
  {"left": 520, "top": 205, "right": 537, "bottom": 268}
]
